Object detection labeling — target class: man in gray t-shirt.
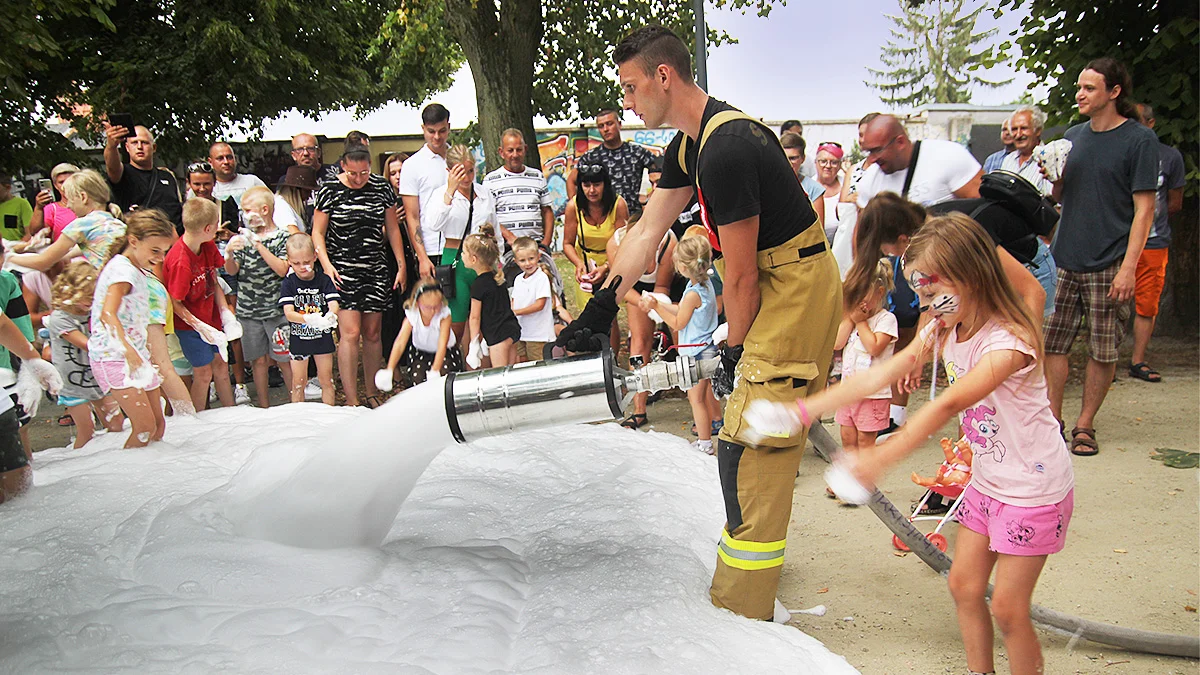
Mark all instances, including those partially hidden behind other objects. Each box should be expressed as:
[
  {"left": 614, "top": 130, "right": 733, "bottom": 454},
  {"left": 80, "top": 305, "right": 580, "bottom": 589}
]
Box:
[{"left": 1043, "top": 58, "right": 1158, "bottom": 458}]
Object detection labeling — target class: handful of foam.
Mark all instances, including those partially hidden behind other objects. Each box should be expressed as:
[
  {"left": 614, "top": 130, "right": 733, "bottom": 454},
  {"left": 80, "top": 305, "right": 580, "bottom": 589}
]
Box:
[
  {"left": 824, "top": 459, "right": 872, "bottom": 505},
  {"left": 640, "top": 291, "right": 672, "bottom": 323},
  {"left": 1033, "top": 139, "right": 1072, "bottom": 182}
]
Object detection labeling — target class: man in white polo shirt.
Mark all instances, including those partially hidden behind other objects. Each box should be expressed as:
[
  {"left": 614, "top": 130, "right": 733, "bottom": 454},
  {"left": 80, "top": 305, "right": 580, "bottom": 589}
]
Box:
[{"left": 398, "top": 104, "right": 451, "bottom": 279}]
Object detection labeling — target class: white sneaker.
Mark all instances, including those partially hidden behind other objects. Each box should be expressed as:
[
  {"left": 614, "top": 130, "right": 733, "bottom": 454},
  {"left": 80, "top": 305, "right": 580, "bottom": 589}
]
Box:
[
  {"left": 692, "top": 439, "right": 715, "bottom": 455},
  {"left": 304, "top": 377, "right": 322, "bottom": 400},
  {"left": 234, "top": 383, "right": 250, "bottom": 406},
  {"left": 208, "top": 382, "right": 217, "bottom": 403}
]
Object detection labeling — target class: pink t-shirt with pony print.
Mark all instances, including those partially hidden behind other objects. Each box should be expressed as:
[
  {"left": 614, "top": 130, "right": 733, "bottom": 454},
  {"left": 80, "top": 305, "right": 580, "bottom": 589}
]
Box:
[{"left": 941, "top": 319, "right": 1074, "bottom": 507}]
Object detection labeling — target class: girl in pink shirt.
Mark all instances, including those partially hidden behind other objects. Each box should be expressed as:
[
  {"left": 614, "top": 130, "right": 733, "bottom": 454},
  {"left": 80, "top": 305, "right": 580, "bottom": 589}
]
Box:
[{"left": 744, "top": 212, "right": 1074, "bottom": 675}]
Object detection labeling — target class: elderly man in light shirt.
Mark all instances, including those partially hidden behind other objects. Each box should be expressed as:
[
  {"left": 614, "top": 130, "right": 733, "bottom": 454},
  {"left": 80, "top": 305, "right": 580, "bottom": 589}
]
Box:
[{"left": 1002, "top": 107, "right": 1054, "bottom": 196}]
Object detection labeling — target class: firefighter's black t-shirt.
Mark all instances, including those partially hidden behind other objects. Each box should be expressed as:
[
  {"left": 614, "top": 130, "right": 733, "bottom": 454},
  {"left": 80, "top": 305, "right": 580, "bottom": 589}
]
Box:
[{"left": 657, "top": 97, "right": 816, "bottom": 251}]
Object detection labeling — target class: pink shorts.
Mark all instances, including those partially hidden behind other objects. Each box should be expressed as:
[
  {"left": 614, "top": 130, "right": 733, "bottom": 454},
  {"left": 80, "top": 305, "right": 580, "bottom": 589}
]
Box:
[
  {"left": 955, "top": 485, "right": 1074, "bottom": 556},
  {"left": 90, "top": 359, "right": 162, "bottom": 393},
  {"left": 835, "top": 398, "right": 890, "bottom": 433}
]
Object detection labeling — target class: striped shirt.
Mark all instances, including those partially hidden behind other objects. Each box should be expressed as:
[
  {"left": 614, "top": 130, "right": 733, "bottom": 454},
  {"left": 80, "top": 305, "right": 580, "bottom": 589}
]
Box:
[{"left": 482, "top": 166, "right": 553, "bottom": 244}]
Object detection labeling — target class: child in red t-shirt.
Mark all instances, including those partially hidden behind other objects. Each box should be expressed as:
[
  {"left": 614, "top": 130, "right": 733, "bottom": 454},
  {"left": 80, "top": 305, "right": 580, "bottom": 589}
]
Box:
[{"left": 163, "top": 198, "right": 242, "bottom": 411}]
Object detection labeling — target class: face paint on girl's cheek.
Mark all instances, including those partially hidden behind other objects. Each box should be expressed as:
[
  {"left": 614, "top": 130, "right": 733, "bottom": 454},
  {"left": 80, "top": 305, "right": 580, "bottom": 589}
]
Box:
[{"left": 925, "top": 293, "right": 961, "bottom": 317}]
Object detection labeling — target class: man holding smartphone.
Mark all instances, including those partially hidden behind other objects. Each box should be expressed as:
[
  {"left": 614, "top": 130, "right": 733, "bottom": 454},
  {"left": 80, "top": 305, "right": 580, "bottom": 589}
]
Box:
[
  {"left": 0, "top": 176, "right": 32, "bottom": 242},
  {"left": 104, "top": 123, "right": 183, "bottom": 230}
]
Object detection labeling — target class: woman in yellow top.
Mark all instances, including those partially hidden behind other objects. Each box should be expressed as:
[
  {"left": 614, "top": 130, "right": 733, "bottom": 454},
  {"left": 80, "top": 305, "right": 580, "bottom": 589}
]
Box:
[{"left": 563, "top": 163, "right": 627, "bottom": 315}]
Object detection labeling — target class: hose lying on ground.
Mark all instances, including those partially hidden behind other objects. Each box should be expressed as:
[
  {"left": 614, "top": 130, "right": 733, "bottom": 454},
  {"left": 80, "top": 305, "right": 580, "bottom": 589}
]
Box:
[{"left": 865, "top": 489, "right": 1200, "bottom": 659}]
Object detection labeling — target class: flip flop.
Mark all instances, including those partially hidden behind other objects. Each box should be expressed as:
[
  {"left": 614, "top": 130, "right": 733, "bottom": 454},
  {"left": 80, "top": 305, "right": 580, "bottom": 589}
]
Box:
[
  {"left": 1070, "top": 426, "right": 1099, "bottom": 456},
  {"left": 1128, "top": 362, "right": 1162, "bottom": 383}
]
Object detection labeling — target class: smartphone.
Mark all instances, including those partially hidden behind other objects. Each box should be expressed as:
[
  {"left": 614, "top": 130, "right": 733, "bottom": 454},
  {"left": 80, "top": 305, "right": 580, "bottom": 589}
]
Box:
[
  {"left": 109, "top": 113, "right": 135, "bottom": 134},
  {"left": 38, "top": 178, "right": 52, "bottom": 193}
]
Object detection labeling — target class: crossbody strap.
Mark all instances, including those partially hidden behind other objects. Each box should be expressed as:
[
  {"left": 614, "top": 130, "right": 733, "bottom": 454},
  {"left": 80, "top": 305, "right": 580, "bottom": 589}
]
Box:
[
  {"left": 450, "top": 184, "right": 475, "bottom": 265},
  {"left": 901, "top": 140, "right": 922, "bottom": 199}
]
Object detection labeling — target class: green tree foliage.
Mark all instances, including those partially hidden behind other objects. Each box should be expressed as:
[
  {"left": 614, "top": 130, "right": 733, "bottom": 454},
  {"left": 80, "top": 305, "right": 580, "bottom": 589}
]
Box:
[
  {"left": 374, "top": 0, "right": 780, "bottom": 171},
  {"left": 868, "top": 0, "right": 1012, "bottom": 107},
  {"left": 2, "top": 0, "right": 396, "bottom": 171},
  {"left": 996, "top": 0, "right": 1199, "bottom": 331}
]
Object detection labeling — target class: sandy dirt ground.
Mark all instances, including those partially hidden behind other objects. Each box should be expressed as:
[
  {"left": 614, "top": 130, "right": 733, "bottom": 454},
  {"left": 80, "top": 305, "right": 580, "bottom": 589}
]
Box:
[{"left": 25, "top": 322, "right": 1198, "bottom": 675}]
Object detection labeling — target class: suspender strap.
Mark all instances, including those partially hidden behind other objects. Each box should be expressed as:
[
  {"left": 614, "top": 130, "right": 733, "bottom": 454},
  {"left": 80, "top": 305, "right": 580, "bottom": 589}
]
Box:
[
  {"left": 677, "top": 110, "right": 776, "bottom": 178},
  {"left": 901, "top": 140, "right": 922, "bottom": 199}
]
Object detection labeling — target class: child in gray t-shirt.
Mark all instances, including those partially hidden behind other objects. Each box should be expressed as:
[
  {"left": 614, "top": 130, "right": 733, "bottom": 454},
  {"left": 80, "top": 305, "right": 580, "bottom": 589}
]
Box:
[{"left": 45, "top": 262, "right": 123, "bottom": 448}]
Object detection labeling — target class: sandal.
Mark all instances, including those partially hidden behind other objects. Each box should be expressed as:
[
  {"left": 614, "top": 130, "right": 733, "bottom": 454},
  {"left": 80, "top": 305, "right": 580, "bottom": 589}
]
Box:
[
  {"left": 57, "top": 413, "right": 75, "bottom": 427},
  {"left": 1128, "top": 362, "right": 1162, "bottom": 383},
  {"left": 621, "top": 413, "right": 648, "bottom": 430},
  {"left": 362, "top": 395, "right": 385, "bottom": 410},
  {"left": 915, "top": 501, "right": 950, "bottom": 516},
  {"left": 1070, "top": 427, "right": 1099, "bottom": 456}
]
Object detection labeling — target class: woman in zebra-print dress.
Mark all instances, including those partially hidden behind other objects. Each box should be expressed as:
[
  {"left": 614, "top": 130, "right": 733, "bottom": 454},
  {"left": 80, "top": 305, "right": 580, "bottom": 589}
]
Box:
[{"left": 312, "top": 147, "right": 407, "bottom": 407}]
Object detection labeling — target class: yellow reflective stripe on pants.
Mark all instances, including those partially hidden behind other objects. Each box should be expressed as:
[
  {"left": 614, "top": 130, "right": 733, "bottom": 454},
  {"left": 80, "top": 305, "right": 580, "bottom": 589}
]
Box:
[{"left": 717, "top": 529, "right": 786, "bottom": 571}]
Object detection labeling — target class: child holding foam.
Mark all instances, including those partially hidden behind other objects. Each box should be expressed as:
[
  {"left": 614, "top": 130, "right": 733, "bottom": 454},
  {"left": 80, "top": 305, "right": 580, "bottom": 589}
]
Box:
[
  {"left": 224, "top": 186, "right": 292, "bottom": 407},
  {"left": 463, "top": 226, "right": 519, "bottom": 367},
  {"left": 279, "top": 233, "right": 340, "bottom": 405},
  {"left": 89, "top": 209, "right": 176, "bottom": 448},
  {"left": 163, "top": 198, "right": 242, "bottom": 412},
  {"left": 375, "top": 277, "right": 462, "bottom": 391},
  {"left": 745, "top": 213, "right": 1074, "bottom": 675},
  {"left": 639, "top": 235, "right": 723, "bottom": 455}
]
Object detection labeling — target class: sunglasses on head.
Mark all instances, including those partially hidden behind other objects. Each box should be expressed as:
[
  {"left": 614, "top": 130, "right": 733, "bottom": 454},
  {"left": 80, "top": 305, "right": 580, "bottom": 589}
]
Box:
[
  {"left": 187, "top": 161, "right": 213, "bottom": 174},
  {"left": 818, "top": 141, "right": 842, "bottom": 148},
  {"left": 577, "top": 164, "right": 605, "bottom": 178}
]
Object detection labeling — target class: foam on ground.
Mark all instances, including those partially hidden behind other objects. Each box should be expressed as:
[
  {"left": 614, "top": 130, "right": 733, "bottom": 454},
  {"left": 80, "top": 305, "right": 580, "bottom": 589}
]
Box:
[{"left": 0, "top": 392, "right": 858, "bottom": 674}]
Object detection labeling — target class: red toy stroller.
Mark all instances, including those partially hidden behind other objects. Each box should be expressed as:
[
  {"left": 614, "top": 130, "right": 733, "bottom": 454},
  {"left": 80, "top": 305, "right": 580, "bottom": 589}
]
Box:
[{"left": 892, "top": 436, "right": 973, "bottom": 553}]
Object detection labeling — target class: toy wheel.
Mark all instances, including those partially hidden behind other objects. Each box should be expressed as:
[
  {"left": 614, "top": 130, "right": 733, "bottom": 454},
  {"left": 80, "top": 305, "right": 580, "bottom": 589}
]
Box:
[
  {"left": 892, "top": 534, "right": 910, "bottom": 552},
  {"left": 927, "top": 533, "right": 948, "bottom": 552}
]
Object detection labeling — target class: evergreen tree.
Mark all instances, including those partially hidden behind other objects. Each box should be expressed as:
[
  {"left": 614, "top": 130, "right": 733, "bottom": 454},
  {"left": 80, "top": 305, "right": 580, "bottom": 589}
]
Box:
[{"left": 867, "top": 0, "right": 1012, "bottom": 107}]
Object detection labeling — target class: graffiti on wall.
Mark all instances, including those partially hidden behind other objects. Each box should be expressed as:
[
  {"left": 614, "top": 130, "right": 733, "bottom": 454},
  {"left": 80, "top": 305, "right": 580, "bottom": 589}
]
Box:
[{"left": 534, "top": 128, "right": 677, "bottom": 216}]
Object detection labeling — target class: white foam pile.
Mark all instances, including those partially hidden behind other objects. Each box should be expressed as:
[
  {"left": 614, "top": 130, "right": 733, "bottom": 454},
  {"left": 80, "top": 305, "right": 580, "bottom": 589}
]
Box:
[{"left": 0, "top": 382, "right": 857, "bottom": 674}]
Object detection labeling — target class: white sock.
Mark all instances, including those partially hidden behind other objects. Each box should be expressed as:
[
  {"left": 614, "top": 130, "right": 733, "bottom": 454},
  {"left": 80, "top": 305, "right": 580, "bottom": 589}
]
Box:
[
  {"left": 891, "top": 405, "right": 907, "bottom": 425},
  {"left": 773, "top": 598, "right": 791, "bottom": 623}
]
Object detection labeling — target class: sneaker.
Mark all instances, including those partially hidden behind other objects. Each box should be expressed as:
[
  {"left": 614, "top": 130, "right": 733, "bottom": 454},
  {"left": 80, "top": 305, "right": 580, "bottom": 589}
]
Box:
[
  {"left": 234, "top": 383, "right": 251, "bottom": 406},
  {"left": 208, "top": 382, "right": 218, "bottom": 403},
  {"left": 304, "top": 377, "right": 322, "bottom": 400},
  {"left": 691, "top": 439, "right": 715, "bottom": 455}
]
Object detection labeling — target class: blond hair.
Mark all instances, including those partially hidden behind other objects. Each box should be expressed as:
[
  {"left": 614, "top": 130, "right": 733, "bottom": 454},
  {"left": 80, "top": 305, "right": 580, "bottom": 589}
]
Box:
[
  {"left": 62, "top": 169, "right": 117, "bottom": 215},
  {"left": 286, "top": 232, "right": 315, "bottom": 256},
  {"left": 905, "top": 212, "right": 1043, "bottom": 364},
  {"left": 842, "top": 257, "right": 895, "bottom": 312},
  {"left": 105, "top": 209, "right": 176, "bottom": 265},
  {"left": 240, "top": 186, "right": 275, "bottom": 215},
  {"left": 404, "top": 277, "right": 445, "bottom": 310},
  {"left": 511, "top": 236, "right": 538, "bottom": 256},
  {"left": 445, "top": 144, "right": 474, "bottom": 168},
  {"left": 181, "top": 197, "right": 219, "bottom": 233},
  {"left": 50, "top": 261, "right": 98, "bottom": 314},
  {"left": 673, "top": 235, "right": 711, "bottom": 283},
  {"left": 463, "top": 224, "right": 504, "bottom": 285}
]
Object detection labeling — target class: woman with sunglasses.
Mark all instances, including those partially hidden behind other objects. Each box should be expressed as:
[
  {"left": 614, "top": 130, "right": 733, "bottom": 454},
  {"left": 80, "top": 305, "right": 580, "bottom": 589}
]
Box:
[
  {"left": 814, "top": 142, "right": 852, "bottom": 244},
  {"left": 562, "top": 163, "right": 627, "bottom": 350}
]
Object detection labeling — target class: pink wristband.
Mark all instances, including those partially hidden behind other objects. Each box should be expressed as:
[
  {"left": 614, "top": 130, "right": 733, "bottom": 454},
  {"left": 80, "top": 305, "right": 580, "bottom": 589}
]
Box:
[{"left": 795, "top": 400, "right": 812, "bottom": 427}]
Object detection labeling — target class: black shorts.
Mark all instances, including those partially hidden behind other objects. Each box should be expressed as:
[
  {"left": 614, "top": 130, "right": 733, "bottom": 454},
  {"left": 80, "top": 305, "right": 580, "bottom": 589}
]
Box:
[
  {"left": 0, "top": 408, "right": 26, "bottom": 472},
  {"left": 888, "top": 258, "right": 921, "bottom": 329},
  {"left": 7, "top": 394, "right": 30, "bottom": 427},
  {"left": 633, "top": 280, "right": 655, "bottom": 294}
]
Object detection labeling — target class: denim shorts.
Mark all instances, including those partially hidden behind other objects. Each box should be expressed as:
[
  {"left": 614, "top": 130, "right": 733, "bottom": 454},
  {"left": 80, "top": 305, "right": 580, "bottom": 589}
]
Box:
[{"left": 1026, "top": 239, "right": 1057, "bottom": 319}]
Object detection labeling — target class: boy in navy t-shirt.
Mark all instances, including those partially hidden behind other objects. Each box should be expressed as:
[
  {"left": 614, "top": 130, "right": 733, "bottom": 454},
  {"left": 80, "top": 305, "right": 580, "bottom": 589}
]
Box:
[{"left": 279, "top": 233, "right": 340, "bottom": 404}]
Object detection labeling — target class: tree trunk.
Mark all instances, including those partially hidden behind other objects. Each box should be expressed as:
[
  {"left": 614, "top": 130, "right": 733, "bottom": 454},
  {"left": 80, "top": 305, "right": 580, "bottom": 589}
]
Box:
[
  {"left": 1157, "top": 194, "right": 1199, "bottom": 336},
  {"left": 443, "top": 0, "right": 543, "bottom": 173}
]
